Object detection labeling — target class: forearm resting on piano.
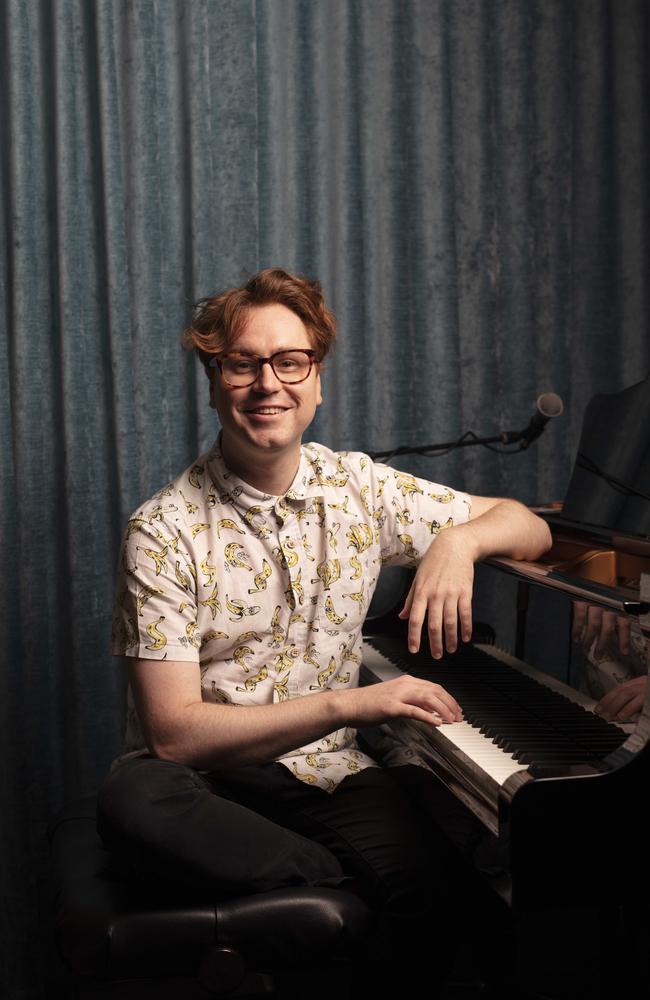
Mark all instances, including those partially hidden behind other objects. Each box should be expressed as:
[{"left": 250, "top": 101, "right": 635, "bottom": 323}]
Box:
[
  {"left": 399, "top": 498, "right": 552, "bottom": 658},
  {"left": 128, "top": 658, "right": 462, "bottom": 770}
]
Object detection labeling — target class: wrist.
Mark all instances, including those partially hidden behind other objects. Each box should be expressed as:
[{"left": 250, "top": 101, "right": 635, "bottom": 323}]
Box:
[
  {"left": 447, "top": 521, "right": 482, "bottom": 562},
  {"left": 327, "top": 687, "right": 356, "bottom": 728}
]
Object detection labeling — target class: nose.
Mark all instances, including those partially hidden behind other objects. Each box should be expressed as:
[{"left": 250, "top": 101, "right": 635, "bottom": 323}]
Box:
[{"left": 252, "top": 359, "right": 282, "bottom": 392}]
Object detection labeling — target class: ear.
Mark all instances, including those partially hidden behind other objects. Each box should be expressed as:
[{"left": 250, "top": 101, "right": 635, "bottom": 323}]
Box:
[{"left": 315, "top": 369, "right": 322, "bottom": 407}]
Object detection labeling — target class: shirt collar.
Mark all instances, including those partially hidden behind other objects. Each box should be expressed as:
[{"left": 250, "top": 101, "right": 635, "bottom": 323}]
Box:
[{"left": 206, "top": 437, "right": 326, "bottom": 511}]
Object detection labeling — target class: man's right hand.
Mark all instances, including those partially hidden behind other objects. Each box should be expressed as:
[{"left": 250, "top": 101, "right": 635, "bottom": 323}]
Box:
[{"left": 343, "top": 675, "right": 463, "bottom": 727}]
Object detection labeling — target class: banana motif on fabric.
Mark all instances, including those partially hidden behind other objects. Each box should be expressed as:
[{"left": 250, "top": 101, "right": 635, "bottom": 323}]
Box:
[
  {"left": 343, "top": 583, "right": 365, "bottom": 608},
  {"left": 305, "top": 753, "right": 332, "bottom": 769},
  {"left": 147, "top": 504, "right": 179, "bottom": 523},
  {"left": 159, "top": 529, "right": 182, "bottom": 553},
  {"left": 190, "top": 522, "right": 210, "bottom": 538},
  {"left": 360, "top": 485, "right": 373, "bottom": 517},
  {"left": 316, "top": 733, "right": 340, "bottom": 753},
  {"left": 233, "top": 645, "right": 255, "bottom": 672},
  {"left": 202, "top": 629, "right": 229, "bottom": 644},
  {"left": 303, "top": 643, "right": 321, "bottom": 669},
  {"left": 291, "top": 762, "right": 319, "bottom": 785},
  {"left": 281, "top": 540, "right": 299, "bottom": 568},
  {"left": 216, "top": 518, "right": 245, "bottom": 537},
  {"left": 334, "top": 672, "right": 350, "bottom": 684},
  {"left": 145, "top": 616, "right": 167, "bottom": 651},
  {"left": 312, "top": 558, "right": 341, "bottom": 590},
  {"left": 301, "top": 533, "right": 315, "bottom": 560},
  {"left": 290, "top": 568, "right": 304, "bottom": 605},
  {"left": 224, "top": 542, "right": 253, "bottom": 571},
  {"left": 235, "top": 665, "right": 268, "bottom": 693},
  {"left": 339, "top": 641, "right": 361, "bottom": 665},
  {"left": 348, "top": 555, "right": 363, "bottom": 581},
  {"left": 248, "top": 558, "right": 272, "bottom": 593},
  {"left": 271, "top": 546, "right": 288, "bottom": 570},
  {"left": 179, "top": 490, "right": 199, "bottom": 514},
  {"left": 188, "top": 464, "right": 204, "bottom": 489},
  {"left": 297, "top": 498, "right": 325, "bottom": 528},
  {"left": 394, "top": 472, "right": 424, "bottom": 498},
  {"left": 310, "top": 656, "right": 337, "bottom": 690},
  {"left": 273, "top": 645, "right": 300, "bottom": 673},
  {"left": 275, "top": 496, "right": 292, "bottom": 523},
  {"left": 419, "top": 516, "right": 453, "bottom": 535},
  {"left": 175, "top": 561, "right": 194, "bottom": 592},
  {"left": 397, "top": 533, "right": 419, "bottom": 559},
  {"left": 135, "top": 584, "right": 164, "bottom": 616},
  {"left": 137, "top": 544, "right": 170, "bottom": 576},
  {"left": 226, "top": 596, "right": 261, "bottom": 621},
  {"left": 326, "top": 524, "right": 340, "bottom": 551},
  {"left": 274, "top": 672, "right": 291, "bottom": 701},
  {"left": 327, "top": 497, "right": 350, "bottom": 513},
  {"left": 242, "top": 505, "right": 273, "bottom": 539},
  {"left": 319, "top": 455, "right": 351, "bottom": 487},
  {"left": 343, "top": 750, "right": 363, "bottom": 772},
  {"left": 210, "top": 682, "right": 233, "bottom": 704},
  {"left": 125, "top": 515, "right": 150, "bottom": 539},
  {"left": 428, "top": 489, "right": 455, "bottom": 503},
  {"left": 200, "top": 552, "right": 217, "bottom": 586},
  {"left": 346, "top": 523, "right": 373, "bottom": 553},
  {"left": 200, "top": 582, "right": 222, "bottom": 619},
  {"left": 235, "top": 630, "right": 262, "bottom": 644},
  {"left": 391, "top": 499, "right": 414, "bottom": 526},
  {"left": 267, "top": 605, "right": 286, "bottom": 648},
  {"left": 324, "top": 595, "right": 347, "bottom": 625},
  {"left": 185, "top": 621, "right": 201, "bottom": 648}
]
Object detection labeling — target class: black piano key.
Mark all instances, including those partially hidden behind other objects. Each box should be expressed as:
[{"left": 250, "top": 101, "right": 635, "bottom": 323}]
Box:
[{"left": 370, "top": 638, "right": 629, "bottom": 764}]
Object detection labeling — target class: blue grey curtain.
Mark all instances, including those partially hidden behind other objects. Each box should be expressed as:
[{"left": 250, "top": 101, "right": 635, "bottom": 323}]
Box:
[{"left": 1, "top": 1, "right": 648, "bottom": 995}]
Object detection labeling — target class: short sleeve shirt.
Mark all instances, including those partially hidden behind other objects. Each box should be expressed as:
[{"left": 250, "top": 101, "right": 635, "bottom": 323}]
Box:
[{"left": 112, "top": 439, "right": 471, "bottom": 791}]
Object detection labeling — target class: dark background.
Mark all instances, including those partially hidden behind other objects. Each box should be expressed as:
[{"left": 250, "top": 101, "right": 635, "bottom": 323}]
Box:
[{"left": 1, "top": 1, "right": 649, "bottom": 997}]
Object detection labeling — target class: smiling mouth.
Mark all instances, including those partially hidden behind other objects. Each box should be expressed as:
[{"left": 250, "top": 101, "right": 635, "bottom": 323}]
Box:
[{"left": 244, "top": 407, "right": 289, "bottom": 415}]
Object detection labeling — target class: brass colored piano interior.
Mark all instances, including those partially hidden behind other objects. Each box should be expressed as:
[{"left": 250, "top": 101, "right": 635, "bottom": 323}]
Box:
[{"left": 533, "top": 539, "right": 649, "bottom": 589}]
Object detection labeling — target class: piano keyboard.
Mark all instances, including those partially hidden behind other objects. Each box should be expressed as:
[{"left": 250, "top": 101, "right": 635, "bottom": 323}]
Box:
[
  {"left": 361, "top": 640, "right": 529, "bottom": 786},
  {"left": 361, "top": 635, "right": 630, "bottom": 831}
]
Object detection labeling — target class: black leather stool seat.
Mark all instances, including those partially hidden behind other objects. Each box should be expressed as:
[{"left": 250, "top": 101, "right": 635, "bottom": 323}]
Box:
[{"left": 49, "top": 796, "right": 369, "bottom": 998}]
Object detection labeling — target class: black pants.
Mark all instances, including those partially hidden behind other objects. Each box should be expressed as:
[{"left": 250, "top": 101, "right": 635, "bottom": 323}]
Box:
[{"left": 98, "top": 755, "right": 480, "bottom": 995}]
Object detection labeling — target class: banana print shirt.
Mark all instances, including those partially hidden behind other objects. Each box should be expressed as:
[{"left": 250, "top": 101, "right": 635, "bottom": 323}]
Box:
[{"left": 111, "top": 439, "right": 471, "bottom": 791}]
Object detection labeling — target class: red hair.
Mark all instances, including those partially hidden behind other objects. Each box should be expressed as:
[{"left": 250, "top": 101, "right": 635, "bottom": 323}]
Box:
[{"left": 182, "top": 268, "right": 337, "bottom": 375}]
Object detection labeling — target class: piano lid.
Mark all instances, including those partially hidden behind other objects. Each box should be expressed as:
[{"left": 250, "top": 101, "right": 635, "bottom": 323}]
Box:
[{"left": 560, "top": 374, "right": 650, "bottom": 538}]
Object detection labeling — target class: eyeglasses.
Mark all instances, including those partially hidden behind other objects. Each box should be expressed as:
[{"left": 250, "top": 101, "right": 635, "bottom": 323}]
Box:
[{"left": 209, "top": 349, "right": 318, "bottom": 387}]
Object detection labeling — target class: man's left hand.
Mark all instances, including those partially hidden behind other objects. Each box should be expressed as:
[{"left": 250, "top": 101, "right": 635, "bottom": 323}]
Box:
[{"left": 398, "top": 527, "right": 476, "bottom": 658}]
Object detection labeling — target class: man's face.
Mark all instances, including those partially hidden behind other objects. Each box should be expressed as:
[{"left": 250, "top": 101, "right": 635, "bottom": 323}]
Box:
[{"left": 210, "top": 302, "right": 322, "bottom": 464}]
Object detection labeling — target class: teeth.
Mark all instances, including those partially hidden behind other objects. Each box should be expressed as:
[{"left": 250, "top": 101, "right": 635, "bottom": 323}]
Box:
[{"left": 250, "top": 408, "right": 285, "bottom": 414}]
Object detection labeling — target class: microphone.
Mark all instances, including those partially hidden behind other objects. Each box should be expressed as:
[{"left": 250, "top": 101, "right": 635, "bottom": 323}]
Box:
[{"left": 519, "top": 392, "right": 564, "bottom": 448}]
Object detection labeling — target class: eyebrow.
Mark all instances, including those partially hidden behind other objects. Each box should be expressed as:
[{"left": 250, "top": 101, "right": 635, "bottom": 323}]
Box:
[{"left": 228, "top": 347, "right": 304, "bottom": 356}]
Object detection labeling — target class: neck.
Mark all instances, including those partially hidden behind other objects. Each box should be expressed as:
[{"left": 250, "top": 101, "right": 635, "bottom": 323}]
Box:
[{"left": 220, "top": 435, "right": 301, "bottom": 496}]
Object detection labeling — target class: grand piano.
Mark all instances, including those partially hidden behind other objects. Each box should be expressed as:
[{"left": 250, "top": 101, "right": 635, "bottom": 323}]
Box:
[{"left": 359, "top": 377, "right": 650, "bottom": 997}]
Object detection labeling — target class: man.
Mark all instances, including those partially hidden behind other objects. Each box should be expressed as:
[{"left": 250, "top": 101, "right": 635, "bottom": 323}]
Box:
[{"left": 100, "top": 268, "right": 551, "bottom": 994}]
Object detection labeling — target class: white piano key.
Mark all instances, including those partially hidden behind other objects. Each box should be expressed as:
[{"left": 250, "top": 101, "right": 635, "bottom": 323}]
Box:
[{"left": 361, "top": 639, "right": 529, "bottom": 785}]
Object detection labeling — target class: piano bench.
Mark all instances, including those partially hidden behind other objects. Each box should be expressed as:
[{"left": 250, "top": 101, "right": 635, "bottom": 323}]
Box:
[{"left": 48, "top": 796, "right": 370, "bottom": 999}]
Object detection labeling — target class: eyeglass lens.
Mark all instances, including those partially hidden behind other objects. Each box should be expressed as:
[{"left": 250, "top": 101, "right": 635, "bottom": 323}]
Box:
[{"left": 222, "top": 351, "right": 313, "bottom": 386}]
